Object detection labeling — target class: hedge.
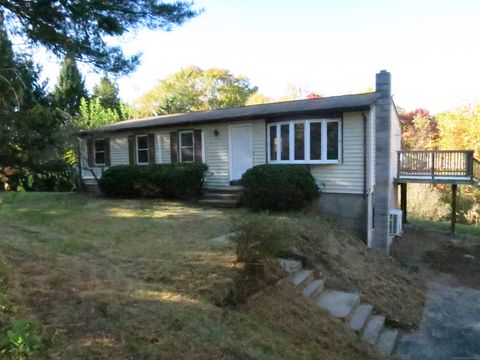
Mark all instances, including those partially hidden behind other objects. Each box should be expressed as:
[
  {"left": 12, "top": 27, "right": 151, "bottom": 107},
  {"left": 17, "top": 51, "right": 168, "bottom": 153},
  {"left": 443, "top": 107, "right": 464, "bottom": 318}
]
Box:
[
  {"left": 241, "top": 164, "right": 319, "bottom": 211},
  {"left": 98, "top": 163, "right": 208, "bottom": 199}
]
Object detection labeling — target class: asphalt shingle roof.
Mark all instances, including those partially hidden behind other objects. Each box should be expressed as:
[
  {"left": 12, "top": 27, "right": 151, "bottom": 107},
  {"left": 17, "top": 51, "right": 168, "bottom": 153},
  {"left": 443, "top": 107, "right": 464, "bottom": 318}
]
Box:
[{"left": 81, "top": 92, "right": 378, "bottom": 135}]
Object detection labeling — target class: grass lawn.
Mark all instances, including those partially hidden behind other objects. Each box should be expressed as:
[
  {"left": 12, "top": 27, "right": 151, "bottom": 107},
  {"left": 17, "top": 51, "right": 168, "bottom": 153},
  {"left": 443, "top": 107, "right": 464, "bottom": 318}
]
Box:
[
  {"left": 0, "top": 192, "right": 387, "bottom": 360},
  {"left": 409, "top": 218, "right": 480, "bottom": 238}
]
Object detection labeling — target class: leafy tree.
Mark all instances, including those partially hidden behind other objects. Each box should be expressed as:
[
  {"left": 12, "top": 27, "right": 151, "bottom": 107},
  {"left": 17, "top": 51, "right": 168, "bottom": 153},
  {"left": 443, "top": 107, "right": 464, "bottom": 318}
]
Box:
[
  {"left": 77, "top": 97, "right": 139, "bottom": 130},
  {"left": 436, "top": 104, "right": 480, "bottom": 158},
  {"left": 135, "top": 66, "right": 257, "bottom": 116},
  {"left": 398, "top": 108, "right": 438, "bottom": 150},
  {"left": 53, "top": 55, "right": 87, "bottom": 116},
  {"left": 246, "top": 91, "right": 273, "bottom": 106},
  {"left": 77, "top": 97, "right": 121, "bottom": 130},
  {"left": 0, "top": 1, "right": 199, "bottom": 74},
  {"left": 92, "top": 75, "right": 121, "bottom": 113}
]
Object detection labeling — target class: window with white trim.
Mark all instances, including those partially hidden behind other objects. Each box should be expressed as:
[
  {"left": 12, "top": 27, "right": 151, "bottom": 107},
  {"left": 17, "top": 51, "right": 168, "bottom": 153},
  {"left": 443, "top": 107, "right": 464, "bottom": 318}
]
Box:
[
  {"left": 267, "top": 119, "right": 341, "bottom": 163},
  {"left": 179, "top": 130, "right": 194, "bottom": 162},
  {"left": 94, "top": 138, "right": 106, "bottom": 165},
  {"left": 136, "top": 135, "right": 149, "bottom": 164}
]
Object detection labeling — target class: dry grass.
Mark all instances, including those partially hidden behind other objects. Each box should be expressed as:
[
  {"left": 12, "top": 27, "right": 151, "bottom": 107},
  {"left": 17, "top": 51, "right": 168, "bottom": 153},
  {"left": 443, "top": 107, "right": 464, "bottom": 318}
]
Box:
[
  {"left": 0, "top": 193, "right": 394, "bottom": 359},
  {"left": 241, "top": 213, "right": 426, "bottom": 329}
]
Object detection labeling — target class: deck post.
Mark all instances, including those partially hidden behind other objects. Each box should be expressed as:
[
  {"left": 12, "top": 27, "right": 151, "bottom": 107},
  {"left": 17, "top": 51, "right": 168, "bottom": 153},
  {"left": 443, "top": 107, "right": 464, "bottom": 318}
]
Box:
[
  {"left": 451, "top": 184, "right": 457, "bottom": 234},
  {"left": 400, "top": 183, "right": 407, "bottom": 224}
]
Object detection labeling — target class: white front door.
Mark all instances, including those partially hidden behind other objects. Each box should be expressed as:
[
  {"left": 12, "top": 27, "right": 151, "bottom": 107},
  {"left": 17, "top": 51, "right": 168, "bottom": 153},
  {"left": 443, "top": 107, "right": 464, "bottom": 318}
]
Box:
[{"left": 229, "top": 125, "right": 253, "bottom": 181}]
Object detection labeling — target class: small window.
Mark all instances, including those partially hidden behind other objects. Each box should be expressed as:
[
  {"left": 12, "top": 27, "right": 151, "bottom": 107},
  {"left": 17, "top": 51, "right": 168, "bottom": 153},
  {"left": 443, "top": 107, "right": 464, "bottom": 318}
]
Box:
[
  {"left": 94, "top": 139, "right": 106, "bottom": 165},
  {"left": 136, "top": 135, "right": 149, "bottom": 164},
  {"left": 179, "top": 131, "right": 194, "bottom": 162}
]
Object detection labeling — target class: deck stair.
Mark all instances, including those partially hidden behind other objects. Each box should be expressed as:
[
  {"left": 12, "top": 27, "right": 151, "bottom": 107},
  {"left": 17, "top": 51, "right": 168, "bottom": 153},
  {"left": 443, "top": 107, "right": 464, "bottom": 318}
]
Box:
[
  {"left": 278, "top": 257, "right": 399, "bottom": 356},
  {"left": 199, "top": 187, "right": 242, "bottom": 208}
]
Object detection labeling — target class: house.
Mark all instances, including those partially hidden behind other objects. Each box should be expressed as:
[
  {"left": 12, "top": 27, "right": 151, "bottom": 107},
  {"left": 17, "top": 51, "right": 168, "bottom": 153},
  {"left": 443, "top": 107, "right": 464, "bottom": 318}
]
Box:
[{"left": 79, "top": 70, "right": 401, "bottom": 253}]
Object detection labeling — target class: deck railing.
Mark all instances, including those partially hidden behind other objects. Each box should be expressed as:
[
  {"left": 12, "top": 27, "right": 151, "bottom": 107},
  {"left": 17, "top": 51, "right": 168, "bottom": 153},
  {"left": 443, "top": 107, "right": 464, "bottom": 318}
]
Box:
[{"left": 397, "top": 150, "right": 475, "bottom": 179}]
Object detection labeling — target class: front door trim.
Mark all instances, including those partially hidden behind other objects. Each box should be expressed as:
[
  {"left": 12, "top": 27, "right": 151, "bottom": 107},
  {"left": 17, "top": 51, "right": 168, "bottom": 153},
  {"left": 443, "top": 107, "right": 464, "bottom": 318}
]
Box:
[{"left": 228, "top": 123, "right": 253, "bottom": 182}]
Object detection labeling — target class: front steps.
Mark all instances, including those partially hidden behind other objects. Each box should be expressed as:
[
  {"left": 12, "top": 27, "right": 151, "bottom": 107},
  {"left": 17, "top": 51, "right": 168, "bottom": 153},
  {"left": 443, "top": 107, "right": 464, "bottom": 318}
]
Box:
[
  {"left": 278, "top": 257, "right": 399, "bottom": 356},
  {"left": 198, "top": 187, "right": 242, "bottom": 208}
]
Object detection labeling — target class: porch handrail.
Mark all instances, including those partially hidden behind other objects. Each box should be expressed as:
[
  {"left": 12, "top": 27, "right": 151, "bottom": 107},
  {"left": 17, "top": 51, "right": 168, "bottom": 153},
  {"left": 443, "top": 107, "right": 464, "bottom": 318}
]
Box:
[{"left": 398, "top": 150, "right": 475, "bottom": 179}]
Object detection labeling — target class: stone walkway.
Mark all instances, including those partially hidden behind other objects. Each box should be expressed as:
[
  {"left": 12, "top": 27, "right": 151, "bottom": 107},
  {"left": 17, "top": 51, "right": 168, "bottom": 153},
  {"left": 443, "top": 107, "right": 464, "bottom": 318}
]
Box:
[{"left": 395, "top": 279, "right": 480, "bottom": 360}]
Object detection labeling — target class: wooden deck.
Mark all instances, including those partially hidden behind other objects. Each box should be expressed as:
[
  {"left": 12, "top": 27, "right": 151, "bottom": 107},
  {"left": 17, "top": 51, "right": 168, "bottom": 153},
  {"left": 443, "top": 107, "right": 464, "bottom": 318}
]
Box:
[
  {"left": 395, "top": 150, "right": 479, "bottom": 233},
  {"left": 396, "top": 150, "right": 480, "bottom": 185}
]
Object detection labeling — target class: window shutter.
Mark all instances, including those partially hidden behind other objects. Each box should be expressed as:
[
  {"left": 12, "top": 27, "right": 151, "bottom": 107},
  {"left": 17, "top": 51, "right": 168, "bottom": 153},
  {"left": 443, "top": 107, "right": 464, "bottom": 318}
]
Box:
[
  {"left": 128, "top": 135, "right": 135, "bottom": 165},
  {"left": 105, "top": 137, "right": 111, "bottom": 166},
  {"left": 170, "top": 132, "right": 178, "bottom": 163},
  {"left": 87, "top": 138, "right": 94, "bottom": 167},
  {"left": 148, "top": 133, "right": 155, "bottom": 165},
  {"left": 194, "top": 129, "right": 202, "bottom": 163}
]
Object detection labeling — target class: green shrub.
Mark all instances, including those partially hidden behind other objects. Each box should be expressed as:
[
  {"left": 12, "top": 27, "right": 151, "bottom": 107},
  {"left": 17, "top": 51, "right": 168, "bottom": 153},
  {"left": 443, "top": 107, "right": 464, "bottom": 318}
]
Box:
[
  {"left": 241, "top": 164, "right": 319, "bottom": 211},
  {"left": 0, "top": 319, "right": 42, "bottom": 359},
  {"left": 223, "top": 215, "right": 292, "bottom": 305},
  {"left": 98, "top": 163, "right": 208, "bottom": 199}
]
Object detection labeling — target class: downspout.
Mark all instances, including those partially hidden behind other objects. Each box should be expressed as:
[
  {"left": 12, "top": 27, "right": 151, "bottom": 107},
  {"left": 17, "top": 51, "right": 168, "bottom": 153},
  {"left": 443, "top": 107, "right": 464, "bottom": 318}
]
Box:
[{"left": 362, "top": 112, "right": 368, "bottom": 199}]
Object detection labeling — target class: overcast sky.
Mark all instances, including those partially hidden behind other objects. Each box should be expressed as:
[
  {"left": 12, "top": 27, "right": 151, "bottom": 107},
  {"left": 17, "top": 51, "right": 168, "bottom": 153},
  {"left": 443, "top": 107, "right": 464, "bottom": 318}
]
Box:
[{"left": 35, "top": 0, "right": 480, "bottom": 114}]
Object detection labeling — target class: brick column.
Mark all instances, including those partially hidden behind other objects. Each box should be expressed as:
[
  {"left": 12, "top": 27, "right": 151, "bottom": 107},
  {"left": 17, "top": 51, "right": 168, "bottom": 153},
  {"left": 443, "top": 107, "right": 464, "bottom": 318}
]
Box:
[{"left": 372, "top": 70, "right": 392, "bottom": 252}]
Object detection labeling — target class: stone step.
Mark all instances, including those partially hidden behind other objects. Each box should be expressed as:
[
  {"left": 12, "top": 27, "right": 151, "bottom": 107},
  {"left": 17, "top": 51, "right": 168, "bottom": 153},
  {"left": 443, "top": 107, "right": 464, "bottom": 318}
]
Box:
[
  {"left": 277, "top": 258, "right": 303, "bottom": 273},
  {"left": 210, "top": 232, "right": 237, "bottom": 243},
  {"left": 348, "top": 304, "right": 373, "bottom": 332},
  {"left": 290, "top": 270, "right": 314, "bottom": 288},
  {"left": 203, "top": 192, "right": 241, "bottom": 200},
  {"left": 316, "top": 290, "right": 360, "bottom": 319},
  {"left": 375, "top": 328, "right": 398, "bottom": 355},
  {"left": 204, "top": 186, "right": 243, "bottom": 193},
  {"left": 302, "top": 279, "right": 324, "bottom": 299},
  {"left": 198, "top": 199, "right": 239, "bottom": 208},
  {"left": 361, "top": 315, "right": 385, "bottom": 345}
]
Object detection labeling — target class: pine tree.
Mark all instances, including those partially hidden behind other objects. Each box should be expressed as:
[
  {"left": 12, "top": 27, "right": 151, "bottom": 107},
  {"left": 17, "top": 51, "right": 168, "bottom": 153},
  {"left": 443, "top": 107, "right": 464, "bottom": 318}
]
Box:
[
  {"left": 92, "top": 75, "right": 121, "bottom": 113},
  {"left": 0, "top": 1, "right": 199, "bottom": 74},
  {"left": 53, "top": 55, "right": 87, "bottom": 116}
]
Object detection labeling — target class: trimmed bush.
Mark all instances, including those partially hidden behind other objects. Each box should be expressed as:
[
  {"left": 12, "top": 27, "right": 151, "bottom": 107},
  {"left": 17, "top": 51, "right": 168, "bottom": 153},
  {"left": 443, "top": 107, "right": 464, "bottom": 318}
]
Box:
[
  {"left": 241, "top": 164, "right": 319, "bottom": 211},
  {"left": 98, "top": 163, "right": 208, "bottom": 199}
]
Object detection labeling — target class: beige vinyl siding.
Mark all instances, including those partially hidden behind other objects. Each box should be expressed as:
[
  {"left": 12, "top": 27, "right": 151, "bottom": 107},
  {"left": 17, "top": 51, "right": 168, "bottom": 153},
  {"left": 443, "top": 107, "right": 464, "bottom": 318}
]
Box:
[
  {"left": 80, "top": 113, "right": 369, "bottom": 194},
  {"left": 110, "top": 135, "right": 129, "bottom": 165},
  {"left": 147, "top": 120, "right": 265, "bottom": 188},
  {"left": 309, "top": 112, "right": 365, "bottom": 194},
  {"left": 252, "top": 120, "right": 266, "bottom": 166}
]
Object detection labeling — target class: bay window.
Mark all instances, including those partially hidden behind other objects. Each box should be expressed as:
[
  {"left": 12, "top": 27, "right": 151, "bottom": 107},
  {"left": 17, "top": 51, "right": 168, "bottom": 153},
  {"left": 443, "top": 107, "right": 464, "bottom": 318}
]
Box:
[{"left": 267, "top": 119, "right": 341, "bottom": 163}]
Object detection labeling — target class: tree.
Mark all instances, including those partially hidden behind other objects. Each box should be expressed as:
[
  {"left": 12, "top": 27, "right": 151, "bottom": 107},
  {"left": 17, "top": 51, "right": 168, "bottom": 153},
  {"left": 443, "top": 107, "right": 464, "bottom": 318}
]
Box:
[
  {"left": 398, "top": 108, "right": 438, "bottom": 150},
  {"left": 246, "top": 91, "right": 273, "bottom": 106},
  {"left": 0, "top": 1, "right": 199, "bottom": 74},
  {"left": 92, "top": 75, "right": 121, "bottom": 112},
  {"left": 0, "top": 21, "right": 71, "bottom": 191},
  {"left": 436, "top": 104, "right": 480, "bottom": 159},
  {"left": 77, "top": 97, "right": 120, "bottom": 130},
  {"left": 135, "top": 66, "right": 258, "bottom": 116},
  {"left": 53, "top": 55, "right": 87, "bottom": 116}
]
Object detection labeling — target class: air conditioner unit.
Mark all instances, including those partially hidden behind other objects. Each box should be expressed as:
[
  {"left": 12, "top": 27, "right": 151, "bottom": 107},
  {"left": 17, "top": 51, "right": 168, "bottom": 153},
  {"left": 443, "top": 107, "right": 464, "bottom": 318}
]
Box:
[{"left": 389, "top": 210, "right": 403, "bottom": 236}]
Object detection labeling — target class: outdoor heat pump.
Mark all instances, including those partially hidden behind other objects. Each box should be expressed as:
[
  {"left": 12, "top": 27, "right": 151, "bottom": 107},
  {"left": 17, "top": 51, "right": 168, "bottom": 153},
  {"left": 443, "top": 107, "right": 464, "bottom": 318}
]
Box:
[{"left": 389, "top": 209, "right": 403, "bottom": 236}]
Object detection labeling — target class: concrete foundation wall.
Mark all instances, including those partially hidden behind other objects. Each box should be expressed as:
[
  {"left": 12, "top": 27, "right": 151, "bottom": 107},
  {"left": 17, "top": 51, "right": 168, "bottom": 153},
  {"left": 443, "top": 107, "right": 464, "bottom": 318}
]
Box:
[{"left": 312, "top": 192, "right": 368, "bottom": 242}]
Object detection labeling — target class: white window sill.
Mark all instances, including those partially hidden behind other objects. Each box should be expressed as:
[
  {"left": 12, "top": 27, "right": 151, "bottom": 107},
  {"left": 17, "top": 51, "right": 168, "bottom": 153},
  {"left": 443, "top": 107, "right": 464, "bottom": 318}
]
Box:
[{"left": 268, "top": 160, "right": 341, "bottom": 165}]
